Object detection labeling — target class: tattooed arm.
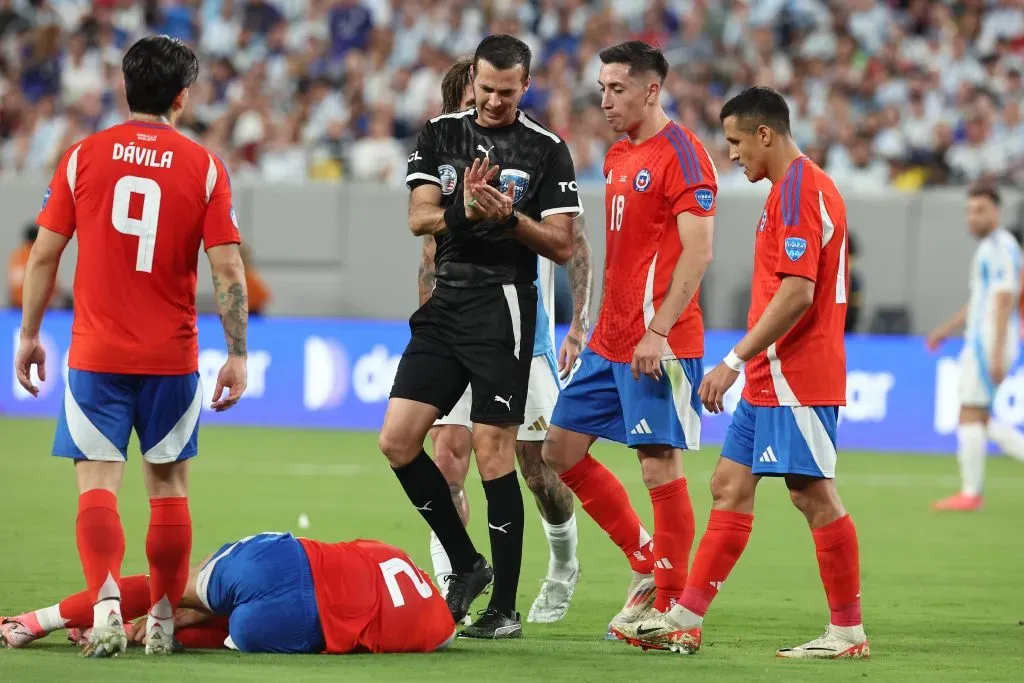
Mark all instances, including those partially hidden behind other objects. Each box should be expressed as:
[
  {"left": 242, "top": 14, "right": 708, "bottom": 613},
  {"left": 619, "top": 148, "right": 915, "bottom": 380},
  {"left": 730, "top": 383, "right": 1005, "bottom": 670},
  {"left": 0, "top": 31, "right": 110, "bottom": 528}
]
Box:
[
  {"left": 419, "top": 235, "right": 436, "bottom": 305},
  {"left": 209, "top": 244, "right": 248, "bottom": 356},
  {"left": 206, "top": 244, "right": 249, "bottom": 411},
  {"left": 558, "top": 214, "right": 594, "bottom": 378}
]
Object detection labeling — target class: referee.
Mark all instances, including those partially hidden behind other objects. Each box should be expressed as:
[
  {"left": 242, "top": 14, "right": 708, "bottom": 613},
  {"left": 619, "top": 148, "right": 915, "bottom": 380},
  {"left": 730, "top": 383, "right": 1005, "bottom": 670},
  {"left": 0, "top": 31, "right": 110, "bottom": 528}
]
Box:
[{"left": 379, "top": 34, "right": 582, "bottom": 640}]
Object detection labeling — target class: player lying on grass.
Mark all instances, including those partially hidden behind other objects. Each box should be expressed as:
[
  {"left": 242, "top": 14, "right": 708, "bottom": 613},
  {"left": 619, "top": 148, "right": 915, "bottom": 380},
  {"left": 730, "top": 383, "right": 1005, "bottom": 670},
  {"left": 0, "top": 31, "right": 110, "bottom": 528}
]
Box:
[{"left": 2, "top": 532, "right": 456, "bottom": 655}]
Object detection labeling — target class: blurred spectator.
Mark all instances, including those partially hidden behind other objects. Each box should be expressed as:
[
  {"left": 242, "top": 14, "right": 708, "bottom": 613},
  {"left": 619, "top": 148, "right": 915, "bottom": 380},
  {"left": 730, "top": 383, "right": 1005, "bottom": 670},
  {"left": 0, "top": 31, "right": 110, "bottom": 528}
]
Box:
[
  {"left": 348, "top": 103, "right": 406, "bottom": 186},
  {"left": 846, "top": 232, "right": 863, "bottom": 334},
  {"left": 240, "top": 242, "right": 272, "bottom": 316},
  {"left": 7, "top": 224, "right": 68, "bottom": 310},
  {"left": 0, "top": 0, "right": 1022, "bottom": 189},
  {"left": 828, "top": 130, "right": 890, "bottom": 193}
]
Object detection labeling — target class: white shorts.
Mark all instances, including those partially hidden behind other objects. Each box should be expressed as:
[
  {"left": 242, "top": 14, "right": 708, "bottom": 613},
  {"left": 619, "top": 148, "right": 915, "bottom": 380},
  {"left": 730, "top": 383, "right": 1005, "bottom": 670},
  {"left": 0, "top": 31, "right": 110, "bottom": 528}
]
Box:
[
  {"left": 433, "top": 352, "right": 559, "bottom": 441},
  {"left": 958, "top": 344, "right": 1017, "bottom": 407}
]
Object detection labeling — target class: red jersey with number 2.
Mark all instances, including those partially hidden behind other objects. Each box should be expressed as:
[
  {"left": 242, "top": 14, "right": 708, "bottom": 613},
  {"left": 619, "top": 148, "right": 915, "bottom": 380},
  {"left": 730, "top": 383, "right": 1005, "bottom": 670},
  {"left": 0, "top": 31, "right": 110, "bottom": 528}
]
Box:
[
  {"left": 35, "top": 121, "right": 241, "bottom": 375},
  {"left": 298, "top": 538, "right": 456, "bottom": 655},
  {"left": 589, "top": 122, "right": 717, "bottom": 362},
  {"left": 743, "top": 156, "right": 848, "bottom": 407}
]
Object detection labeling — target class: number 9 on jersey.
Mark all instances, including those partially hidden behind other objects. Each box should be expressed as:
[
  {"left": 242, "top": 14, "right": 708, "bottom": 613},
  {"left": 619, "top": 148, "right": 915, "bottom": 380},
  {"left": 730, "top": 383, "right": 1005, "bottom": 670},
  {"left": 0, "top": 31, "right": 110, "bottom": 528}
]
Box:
[{"left": 112, "top": 174, "right": 162, "bottom": 273}]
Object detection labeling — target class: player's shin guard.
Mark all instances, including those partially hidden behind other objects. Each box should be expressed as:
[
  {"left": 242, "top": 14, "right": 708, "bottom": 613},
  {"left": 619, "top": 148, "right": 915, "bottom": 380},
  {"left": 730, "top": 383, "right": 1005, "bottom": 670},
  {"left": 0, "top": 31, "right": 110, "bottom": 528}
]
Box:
[
  {"left": 146, "top": 498, "right": 192, "bottom": 633},
  {"left": 679, "top": 510, "right": 753, "bottom": 618},
  {"left": 559, "top": 454, "right": 654, "bottom": 574},
  {"left": 483, "top": 471, "right": 525, "bottom": 616},
  {"left": 394, "top": 450, "right": 479, "bottom": 573},
  {"left": 58, "top": 575, "right": 152, "bottom": 629},
  {"left": 812, "top": 515, "right": 863, "bottom": 627},
  {"left": 649, "top": 478, "right": 695, "bottom": 612},
  {"left": 76, "top": 489, "right": 126, "bottom": 627}
]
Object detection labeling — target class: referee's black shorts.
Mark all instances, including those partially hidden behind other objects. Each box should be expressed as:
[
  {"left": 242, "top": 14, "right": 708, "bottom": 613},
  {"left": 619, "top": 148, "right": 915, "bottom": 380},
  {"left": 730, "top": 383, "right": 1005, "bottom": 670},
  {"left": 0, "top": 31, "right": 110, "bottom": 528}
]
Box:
[{"left": 390, "top": 282, "right": 537, "bottom": 426}]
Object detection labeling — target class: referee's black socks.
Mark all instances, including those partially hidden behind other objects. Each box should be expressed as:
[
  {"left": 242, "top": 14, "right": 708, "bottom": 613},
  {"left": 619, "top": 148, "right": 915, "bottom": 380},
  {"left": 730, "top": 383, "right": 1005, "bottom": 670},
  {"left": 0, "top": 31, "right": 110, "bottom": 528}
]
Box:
[
  {"left": 483, "top": 470, "right": 525, "bottom": 616},
  {"left": 393, "top": 450, "right": 479, "bottom": 573}
]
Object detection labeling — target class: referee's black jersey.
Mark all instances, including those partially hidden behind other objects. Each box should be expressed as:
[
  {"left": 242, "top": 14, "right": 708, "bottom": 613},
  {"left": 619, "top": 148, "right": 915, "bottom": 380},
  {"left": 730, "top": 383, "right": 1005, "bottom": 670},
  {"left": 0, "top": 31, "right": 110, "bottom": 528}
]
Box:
[{"left": 406, "top": 108, "right": 582, "bottom": 288}]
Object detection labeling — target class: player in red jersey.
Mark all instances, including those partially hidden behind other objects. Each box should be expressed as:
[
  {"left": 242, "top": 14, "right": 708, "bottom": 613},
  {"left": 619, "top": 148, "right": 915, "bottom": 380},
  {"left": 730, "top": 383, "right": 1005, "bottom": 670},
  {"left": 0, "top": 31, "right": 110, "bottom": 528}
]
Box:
[
  {"left": 13, "top": 36, "right": 248, "bottom": 658},
  {"left": 541, "top": 41, "right": 716, "bottom": 639},
  {"left": 621, "top": 87, "right": 870, "bottom": 659},
  {"left": 1, "top": 532, "right": 455, "bottom": 656}
]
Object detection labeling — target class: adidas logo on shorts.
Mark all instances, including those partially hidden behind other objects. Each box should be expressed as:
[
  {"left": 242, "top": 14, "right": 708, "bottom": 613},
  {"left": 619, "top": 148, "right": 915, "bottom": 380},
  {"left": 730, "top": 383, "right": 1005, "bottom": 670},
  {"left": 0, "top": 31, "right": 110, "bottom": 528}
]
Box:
[{"left": 527, "top": 416, "right": 550, "bottom": 431}]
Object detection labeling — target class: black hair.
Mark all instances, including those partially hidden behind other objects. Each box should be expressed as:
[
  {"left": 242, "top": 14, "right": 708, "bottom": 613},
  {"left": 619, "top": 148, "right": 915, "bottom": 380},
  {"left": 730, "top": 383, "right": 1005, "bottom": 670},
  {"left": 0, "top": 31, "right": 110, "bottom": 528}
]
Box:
[
  {"left": 122, "top": 35, "right": 199, "bottom": 116},
  {"left": 967, "top": 183, "right": 1001, "bottom": 207},
  {"left": 441, "top": 57, "right": 474, "bottom": 114},
  {"left": 598, "top": 40, "right": 669, "bottom": 83},
  {"left": 473, "top": 34, "right": 531, "bottom": 80},
  {"left": 719, "top": 86, "right": 792, "bottom": 136},
  {"left": 23, "top": 225, "right": 38, "bottom": 242}
]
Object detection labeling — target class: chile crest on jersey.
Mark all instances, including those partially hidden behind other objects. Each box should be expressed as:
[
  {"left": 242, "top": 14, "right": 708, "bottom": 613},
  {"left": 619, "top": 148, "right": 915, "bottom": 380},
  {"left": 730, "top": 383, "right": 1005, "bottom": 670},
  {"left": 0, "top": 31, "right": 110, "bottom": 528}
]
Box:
[{"left": 633, "top": 168, "right": 652, "bottom": 192}]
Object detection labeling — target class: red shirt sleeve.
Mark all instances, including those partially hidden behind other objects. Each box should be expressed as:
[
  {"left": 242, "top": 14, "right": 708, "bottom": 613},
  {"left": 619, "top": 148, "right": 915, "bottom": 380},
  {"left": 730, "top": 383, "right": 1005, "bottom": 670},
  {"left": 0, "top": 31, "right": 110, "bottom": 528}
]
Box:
[
  {"left": 774, "top": 164, "right": 821, "bottom": 282},
  {"left": 660, "top": 131, "right": 717, "bottom": 218},
  {"left": 36, "top": 145, "right": 80, "bottom": 237},
  {"left": 203, "top": 154, "right": 241, "bottom": 250}
]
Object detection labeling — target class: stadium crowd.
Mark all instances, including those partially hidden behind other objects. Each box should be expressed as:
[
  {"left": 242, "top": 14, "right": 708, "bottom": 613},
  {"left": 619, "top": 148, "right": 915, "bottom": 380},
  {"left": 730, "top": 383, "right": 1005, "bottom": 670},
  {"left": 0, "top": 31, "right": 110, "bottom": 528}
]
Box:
[{"left": 1, "top": 0, "right": 1023, "bottom": 192}]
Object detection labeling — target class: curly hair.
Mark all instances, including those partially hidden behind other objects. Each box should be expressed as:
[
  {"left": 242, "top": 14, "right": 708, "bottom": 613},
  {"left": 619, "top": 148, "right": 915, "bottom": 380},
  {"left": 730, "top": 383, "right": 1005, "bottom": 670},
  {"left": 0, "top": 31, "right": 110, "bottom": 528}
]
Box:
[{"left": 440, "top": 57, "right": 474, "bottom": 114}]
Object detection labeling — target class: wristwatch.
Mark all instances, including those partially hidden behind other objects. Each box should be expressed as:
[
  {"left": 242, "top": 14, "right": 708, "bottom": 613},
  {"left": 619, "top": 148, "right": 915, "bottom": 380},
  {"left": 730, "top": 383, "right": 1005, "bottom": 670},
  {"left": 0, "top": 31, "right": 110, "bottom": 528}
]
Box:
[{"left": 501, "top": 208, "right": 519, "bottom": 229}]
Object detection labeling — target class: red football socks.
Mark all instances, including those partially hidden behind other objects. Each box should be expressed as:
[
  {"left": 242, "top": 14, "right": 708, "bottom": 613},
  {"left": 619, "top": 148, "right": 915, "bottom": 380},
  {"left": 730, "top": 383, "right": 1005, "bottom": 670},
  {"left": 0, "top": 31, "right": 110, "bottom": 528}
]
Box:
[
  {"left": 649, "top": 477, "right": 695, "bottom": 612},
  {"left": 559, "top": 454, "right": 654, "bottom": 574},
  {"left": 76, "top": 489, "right": 125, "bottom": 614},
  {"left": 146, "top": 497, "right": 193, "bottom": 619},
  {"left": 59, "top": 574, "right": 152, "bottom": 629},
  {"left": 176, "top": 618, "right": 231, "bottom": 649},
  {"left": 680, "top": 509, "right": 754, "bottom": 617},
  {"left": 812, "top": 514, "right": 863, "bottom": 626}
]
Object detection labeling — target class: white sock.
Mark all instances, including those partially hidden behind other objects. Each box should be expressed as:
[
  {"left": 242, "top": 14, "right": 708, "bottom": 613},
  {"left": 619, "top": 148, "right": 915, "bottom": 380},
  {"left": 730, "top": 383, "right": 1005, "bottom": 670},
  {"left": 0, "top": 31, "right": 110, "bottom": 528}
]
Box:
[
  {"left": 429, "top": 531, "right": 452, "bottom": 586},
  {"left": 956, "top": 423, "right": 987, "bottom": 496},
  {"left": 34, "top": 604, "right": 66, "bottom": 633},
  {"left": 93, "top": 573, "right": 122, "bottom": 628},
  {"left": 541, "top": 513, "right": 579, "bottom": 581},
  {"left": 667, "top": 604, "right": 703, "bottom": 629},
  {"left": 986, "top": 420, "right": 1024, "bottom": 463},
  {"left": 147, "top": 595, "right": 173, "bottom": 637}
]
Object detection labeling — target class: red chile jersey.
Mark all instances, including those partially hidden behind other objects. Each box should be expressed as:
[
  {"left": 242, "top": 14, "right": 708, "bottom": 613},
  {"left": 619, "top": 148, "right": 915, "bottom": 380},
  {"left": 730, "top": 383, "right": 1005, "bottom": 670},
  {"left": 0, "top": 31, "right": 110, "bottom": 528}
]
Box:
[
  {"left": 742, "top": 156, "right": 849, "bottom": 407},
  {"left": 35, "top": 121, "right": 240, "bottom": 375},
  {"left": 589, "top": 122, "right": 717, "bottom": 362},
  {"left": 298, "top": 538, "right": 456, "bottom": 655}
]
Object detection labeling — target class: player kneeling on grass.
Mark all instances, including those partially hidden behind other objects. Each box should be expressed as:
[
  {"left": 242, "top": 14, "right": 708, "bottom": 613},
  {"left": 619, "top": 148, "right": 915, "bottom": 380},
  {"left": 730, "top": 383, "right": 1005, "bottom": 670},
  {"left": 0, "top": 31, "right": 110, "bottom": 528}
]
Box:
[{"left": 2, "top": 532, "right": 456, "bottom": 655}]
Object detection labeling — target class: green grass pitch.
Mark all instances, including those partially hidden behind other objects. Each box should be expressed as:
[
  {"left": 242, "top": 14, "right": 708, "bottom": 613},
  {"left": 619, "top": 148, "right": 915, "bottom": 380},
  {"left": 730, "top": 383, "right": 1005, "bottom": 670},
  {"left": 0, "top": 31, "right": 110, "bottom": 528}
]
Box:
[{"left": 1, "top": 416, "right": 1021, "bottom": 682}]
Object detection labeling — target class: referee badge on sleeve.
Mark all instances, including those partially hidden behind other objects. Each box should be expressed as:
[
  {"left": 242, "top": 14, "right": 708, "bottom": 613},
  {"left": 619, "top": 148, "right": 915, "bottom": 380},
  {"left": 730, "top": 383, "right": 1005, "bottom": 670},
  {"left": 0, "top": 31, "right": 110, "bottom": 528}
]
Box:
[{"left": 439, "top": 165, "right": 458, "bottom": 195}]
